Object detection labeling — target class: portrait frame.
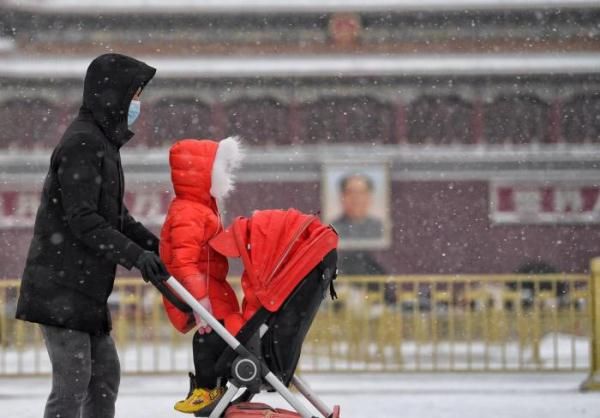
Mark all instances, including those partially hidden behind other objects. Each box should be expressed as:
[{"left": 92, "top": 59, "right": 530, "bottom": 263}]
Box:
[{"left": 321, "top": 162, "right": 392, "bottom": 250}]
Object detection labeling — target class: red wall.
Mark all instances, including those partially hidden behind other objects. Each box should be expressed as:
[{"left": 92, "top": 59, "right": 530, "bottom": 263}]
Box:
[
  {"left": 383, "top": 181, "right": 600, "bottom": 274},
  {"left": 2, "top": 180, "right": 599, "bottom": 279}
]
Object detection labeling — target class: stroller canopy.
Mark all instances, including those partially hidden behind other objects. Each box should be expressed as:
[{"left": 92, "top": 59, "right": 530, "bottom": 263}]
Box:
[{"left": 210, "top": 208, "right": 338, "bottom": 312}]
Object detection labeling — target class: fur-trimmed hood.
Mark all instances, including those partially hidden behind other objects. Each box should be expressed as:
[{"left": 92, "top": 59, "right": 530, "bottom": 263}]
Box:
[{"left": 169, "top": 137, "right": 244, "bottom": 206}]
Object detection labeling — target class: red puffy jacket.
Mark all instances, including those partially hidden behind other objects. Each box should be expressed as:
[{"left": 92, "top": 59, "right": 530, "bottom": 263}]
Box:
[{"left": 160, "top": 138, "right": 241, "bottom": 334}]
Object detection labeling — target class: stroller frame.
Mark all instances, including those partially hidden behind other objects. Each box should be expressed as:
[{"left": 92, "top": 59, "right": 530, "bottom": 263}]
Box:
[{"left": 158, "top": 262, "right": 340, "bottom": 418}]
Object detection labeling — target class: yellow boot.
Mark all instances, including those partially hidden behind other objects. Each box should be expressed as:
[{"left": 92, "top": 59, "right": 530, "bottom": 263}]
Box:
[{"left": 174, "top": 373, "right": 225, "bottom": 414}]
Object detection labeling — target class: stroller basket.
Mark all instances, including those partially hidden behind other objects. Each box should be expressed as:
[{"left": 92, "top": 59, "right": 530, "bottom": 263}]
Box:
[{"left": 151, "top": 249, "right": 340, "bottom": 418}]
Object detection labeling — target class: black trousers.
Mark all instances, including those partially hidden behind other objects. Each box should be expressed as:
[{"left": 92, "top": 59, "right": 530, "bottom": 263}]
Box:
[{"left": 192, "top": 325, "right": 227, "bottom": 389}]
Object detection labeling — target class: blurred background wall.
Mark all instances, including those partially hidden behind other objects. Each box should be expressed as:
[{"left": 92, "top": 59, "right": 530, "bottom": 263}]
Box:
[{"left": 1, "top": 0, "right": 600, "bottom": 278}]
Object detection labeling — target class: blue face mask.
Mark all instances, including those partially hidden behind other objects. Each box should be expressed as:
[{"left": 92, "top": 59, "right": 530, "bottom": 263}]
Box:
[{"left": 128, "top": 100, "right": 141, "bottom": 126}]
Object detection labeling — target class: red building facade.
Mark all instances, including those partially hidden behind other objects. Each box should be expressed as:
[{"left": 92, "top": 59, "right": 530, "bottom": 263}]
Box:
[{"left": 1, "top": 1, "right": 600, "bottom": 277}]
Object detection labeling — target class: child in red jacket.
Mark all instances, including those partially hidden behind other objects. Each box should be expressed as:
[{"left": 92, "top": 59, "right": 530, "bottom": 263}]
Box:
[{"left": 160, "top": 137, "right": 244, "bottom": 414}]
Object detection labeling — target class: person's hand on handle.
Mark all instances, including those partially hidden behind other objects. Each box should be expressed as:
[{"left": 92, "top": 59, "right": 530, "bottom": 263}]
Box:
[
  {"left": 194, "top": 297, "right": 213, "bottom": 335},
  {"left": 135, "top": 251, "right": 170, "bottom": 284}
]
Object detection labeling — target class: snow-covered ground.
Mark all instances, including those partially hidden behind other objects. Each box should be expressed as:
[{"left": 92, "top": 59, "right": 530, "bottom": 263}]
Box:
[{"left": 1, "top": 373, "right": 598, "bottom": 418}]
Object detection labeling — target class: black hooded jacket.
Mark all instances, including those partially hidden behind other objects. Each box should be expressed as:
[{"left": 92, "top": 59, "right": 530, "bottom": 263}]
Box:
[{"left": 16, "top": 54, "right": 158, "bottom": 334}]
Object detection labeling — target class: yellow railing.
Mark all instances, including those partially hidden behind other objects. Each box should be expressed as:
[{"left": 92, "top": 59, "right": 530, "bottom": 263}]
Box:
[
  {"left": 581, "top": 258, "right": 600, "bottom": 390},
  {"left": 0, "top": 273, "right": 591, "bottom": 376}
]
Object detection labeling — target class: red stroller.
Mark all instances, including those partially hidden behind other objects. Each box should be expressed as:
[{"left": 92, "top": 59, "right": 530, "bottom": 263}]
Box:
[{"left": 151, "top": 209, "right": 341, "bottom": 418}]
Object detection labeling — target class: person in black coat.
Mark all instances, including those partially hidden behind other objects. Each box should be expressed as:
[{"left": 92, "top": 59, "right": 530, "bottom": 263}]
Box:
[{"left": 15, "top": 53, "right": 169, "bottom": 418}]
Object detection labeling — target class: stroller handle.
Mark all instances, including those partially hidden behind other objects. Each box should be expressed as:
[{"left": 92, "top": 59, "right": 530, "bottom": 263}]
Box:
[{"left": 163, "top": 277, "right": 242, "bottom": 351}]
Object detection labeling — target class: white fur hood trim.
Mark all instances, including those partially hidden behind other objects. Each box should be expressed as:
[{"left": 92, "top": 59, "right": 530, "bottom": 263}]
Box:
[{"left": 210, "top": 136, "right": 244, "bottom": 200}]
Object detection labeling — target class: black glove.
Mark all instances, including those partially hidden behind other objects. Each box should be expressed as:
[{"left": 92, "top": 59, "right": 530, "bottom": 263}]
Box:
[{"left": 135, "top": 251, "right": 170, "bottom": 283}]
